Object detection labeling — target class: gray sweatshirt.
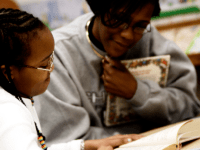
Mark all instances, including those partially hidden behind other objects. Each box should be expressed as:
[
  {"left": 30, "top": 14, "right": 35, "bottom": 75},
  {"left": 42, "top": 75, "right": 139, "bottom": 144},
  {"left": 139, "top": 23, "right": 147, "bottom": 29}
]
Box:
[{"left": 35, "top": 12, "right": 200, "bottom": 146}]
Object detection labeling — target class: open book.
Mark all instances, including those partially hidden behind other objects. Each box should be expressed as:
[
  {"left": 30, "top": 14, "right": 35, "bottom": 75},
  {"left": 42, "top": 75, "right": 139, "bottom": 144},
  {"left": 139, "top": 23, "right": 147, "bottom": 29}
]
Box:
[
  {"left": 104, "top": 55, "right": 170, "bottom": 126},
  {"left": 115, "top": 118, "right": 200, "bottom": 150}
]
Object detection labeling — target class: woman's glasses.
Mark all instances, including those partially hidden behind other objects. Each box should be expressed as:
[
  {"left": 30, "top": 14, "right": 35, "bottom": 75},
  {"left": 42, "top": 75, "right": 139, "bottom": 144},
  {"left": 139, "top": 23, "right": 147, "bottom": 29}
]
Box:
[
  {"left": 18, "top": 51, "right": 54, "bottom": 72},
  {"left": 119, "top": 23, "right": 151, "bottom": 34},
  {"left": 109, "top": 17, "right": 151, "bottom": 35}
]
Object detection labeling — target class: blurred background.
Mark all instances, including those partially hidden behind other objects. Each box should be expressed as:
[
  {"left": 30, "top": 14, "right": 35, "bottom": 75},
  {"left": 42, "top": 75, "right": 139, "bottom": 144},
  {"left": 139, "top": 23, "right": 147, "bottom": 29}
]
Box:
[{"left": 15, "top": 0, "right": 90, "bottom": 30}]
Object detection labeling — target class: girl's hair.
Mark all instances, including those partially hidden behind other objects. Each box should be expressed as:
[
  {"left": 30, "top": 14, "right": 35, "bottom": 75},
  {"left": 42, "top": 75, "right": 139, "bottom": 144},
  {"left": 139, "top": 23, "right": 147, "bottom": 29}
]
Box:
[
  {"left": 86, "top": 0, "right": 160, "bottom": 28},
  {"left": 0, "top": 8, "right": 46, "bottom": 101}
]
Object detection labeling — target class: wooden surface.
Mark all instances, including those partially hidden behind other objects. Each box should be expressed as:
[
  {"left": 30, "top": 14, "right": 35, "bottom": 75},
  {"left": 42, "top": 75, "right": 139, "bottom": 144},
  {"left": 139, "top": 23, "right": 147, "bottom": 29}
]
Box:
[
  {"left": 154, "top": 17, "right": 200, "bottom": 32},
  {"left": 188, "top": 53, "right": 200, "bottom": 66}
]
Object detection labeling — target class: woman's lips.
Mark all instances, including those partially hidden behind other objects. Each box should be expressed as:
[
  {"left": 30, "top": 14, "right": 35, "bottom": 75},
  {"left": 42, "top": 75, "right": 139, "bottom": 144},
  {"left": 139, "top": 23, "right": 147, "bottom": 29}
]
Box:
[{"left": 115, "top": 41, "right": 131, "bottom": 48}]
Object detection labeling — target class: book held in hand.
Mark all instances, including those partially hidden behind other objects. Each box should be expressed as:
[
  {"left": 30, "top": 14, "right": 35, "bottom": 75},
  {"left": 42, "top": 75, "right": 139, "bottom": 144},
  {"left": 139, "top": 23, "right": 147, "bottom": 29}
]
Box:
[
  {"left": 115, "top": 118, "right": 200, "bottom": 150},
  {"left": 104, "top": 55, "right": 170, "bottom": 126}
]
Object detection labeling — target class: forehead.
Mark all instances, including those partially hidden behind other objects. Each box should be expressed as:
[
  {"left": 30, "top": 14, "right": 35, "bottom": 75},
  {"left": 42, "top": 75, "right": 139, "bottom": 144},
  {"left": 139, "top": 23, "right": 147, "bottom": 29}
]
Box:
[
  {"left": 116, "top": 3, "right": 155, "bottom": 23},
  {"left": 25, "top": 28, "right": 54, "bottom": 65},
  {"left": 131, "top": 3, "right": 154, "bottom": 22}
]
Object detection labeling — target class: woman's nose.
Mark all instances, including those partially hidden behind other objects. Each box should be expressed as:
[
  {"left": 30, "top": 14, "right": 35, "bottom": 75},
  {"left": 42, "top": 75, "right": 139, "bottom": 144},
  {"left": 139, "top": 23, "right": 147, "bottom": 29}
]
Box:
[{"left": 120, "top": 27, "right": 135, "bottom": 41}]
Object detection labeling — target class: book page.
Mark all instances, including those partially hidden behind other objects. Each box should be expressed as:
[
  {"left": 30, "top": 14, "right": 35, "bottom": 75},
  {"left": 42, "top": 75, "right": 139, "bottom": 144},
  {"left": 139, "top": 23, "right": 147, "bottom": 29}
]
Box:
[
  {"left": 121, "top": 55, "right": 170, "bottom": 87},
  {"left": 178, "top": 118, "right": 200, "bottom": 143},
  {"left": 129, "top": 63, "right": 161, "bottom": 82},
  {"left": 179, "top": 135, "right": 200, "bottom": 143},
  {"left": 116, "top": 144, "right": 176, "bottom": 150},
  {"left": 120, "top": 121, "right": 187, "bottom": 148}
]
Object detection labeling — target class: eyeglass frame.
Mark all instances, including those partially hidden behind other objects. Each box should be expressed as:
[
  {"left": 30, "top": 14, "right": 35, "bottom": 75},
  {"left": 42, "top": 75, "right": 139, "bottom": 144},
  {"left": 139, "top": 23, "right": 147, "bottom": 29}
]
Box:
[
  {"left": 119, "top": 22, "right": 151, "bottom": 34},
  {"left": 17, "top": 51, "right": 54, "bottom": 72}
]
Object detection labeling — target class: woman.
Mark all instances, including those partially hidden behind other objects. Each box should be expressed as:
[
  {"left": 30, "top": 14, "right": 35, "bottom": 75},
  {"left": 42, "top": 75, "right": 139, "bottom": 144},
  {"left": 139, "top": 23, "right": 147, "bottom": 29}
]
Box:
[
  {"left": 34, "top": 0, "right": 200, "bottom": 148},
  {"left": 0, "top": 8, "right": 125, "bottom": 150}
]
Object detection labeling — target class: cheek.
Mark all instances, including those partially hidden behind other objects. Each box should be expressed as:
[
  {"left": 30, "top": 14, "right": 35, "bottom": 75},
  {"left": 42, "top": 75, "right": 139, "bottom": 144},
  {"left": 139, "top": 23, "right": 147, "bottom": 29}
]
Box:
[
  {"left": 31, "top": 73, "right": 49, "bottom": 88},
  {"left": 104, "top": 28, "right": 116, "bottom": 39},
  {"left": 28, "top": 73, "right": 50, "bottom": 96},
  {"left": 99, "top": 26, "right": 142, "bottom": 57},
  {"left": 100, "top": 28, "right": 116, "bottom": 48},
  {"left": 15, "top": 72, "right": 49, "bottom": 96}
]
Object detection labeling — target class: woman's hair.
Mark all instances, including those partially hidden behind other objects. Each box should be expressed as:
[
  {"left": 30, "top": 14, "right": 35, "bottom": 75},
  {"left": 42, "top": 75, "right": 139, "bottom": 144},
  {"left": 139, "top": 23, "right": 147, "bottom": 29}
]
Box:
[
  {"left": 86, "top": 0, "right": 160, "bottom": 28},
  {"left": 0, "top": 8, "right": 46, "bottom": 101}
]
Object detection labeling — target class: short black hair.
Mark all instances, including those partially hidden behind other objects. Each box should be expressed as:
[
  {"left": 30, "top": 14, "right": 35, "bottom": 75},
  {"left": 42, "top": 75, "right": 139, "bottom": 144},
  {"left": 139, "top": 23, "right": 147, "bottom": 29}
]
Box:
[
  {"left": 86, "top": 0, "right": 160, "bottom": 28},
  {"left": 0, "top": 8, "right": 46, "bottom": 101}
]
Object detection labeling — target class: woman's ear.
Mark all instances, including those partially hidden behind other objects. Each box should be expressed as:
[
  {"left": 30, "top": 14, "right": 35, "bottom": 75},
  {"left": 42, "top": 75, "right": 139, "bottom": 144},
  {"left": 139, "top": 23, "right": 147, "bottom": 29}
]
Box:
[{"left": 0, "top": 65, "right": 14, "bottom": 81}]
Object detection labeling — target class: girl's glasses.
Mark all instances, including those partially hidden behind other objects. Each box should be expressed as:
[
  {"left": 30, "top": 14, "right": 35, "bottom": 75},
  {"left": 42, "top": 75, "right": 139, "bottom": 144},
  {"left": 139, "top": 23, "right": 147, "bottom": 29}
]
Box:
[{"left": 18, "top": 51, "right": 54, "bottom": 72}]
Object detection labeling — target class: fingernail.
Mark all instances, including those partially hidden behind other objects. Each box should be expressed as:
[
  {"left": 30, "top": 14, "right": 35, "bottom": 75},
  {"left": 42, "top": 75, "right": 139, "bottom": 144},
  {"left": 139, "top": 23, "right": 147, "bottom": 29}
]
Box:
[{"left": 127, "top": 138, "right": 132, "bottom": 142}]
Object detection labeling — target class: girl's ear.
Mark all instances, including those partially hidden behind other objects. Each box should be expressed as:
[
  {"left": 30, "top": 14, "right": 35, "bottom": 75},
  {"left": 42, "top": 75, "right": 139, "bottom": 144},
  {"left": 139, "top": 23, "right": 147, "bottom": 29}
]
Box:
[
  {"left": 0, "top": 65, "right": 14, "bottom": 81},
  {"left": 9, "top": 66, "right": 15, "bottom": 80}
]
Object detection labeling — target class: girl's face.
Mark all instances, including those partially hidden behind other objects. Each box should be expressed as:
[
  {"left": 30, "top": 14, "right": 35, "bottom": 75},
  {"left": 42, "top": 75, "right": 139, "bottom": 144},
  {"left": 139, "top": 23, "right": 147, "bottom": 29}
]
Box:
[
  {"left": 92, "top": 3, "right": 155, "bottom": 58},
  {"left": 11, "top": 27, "right": 55, "bottom": 98}
]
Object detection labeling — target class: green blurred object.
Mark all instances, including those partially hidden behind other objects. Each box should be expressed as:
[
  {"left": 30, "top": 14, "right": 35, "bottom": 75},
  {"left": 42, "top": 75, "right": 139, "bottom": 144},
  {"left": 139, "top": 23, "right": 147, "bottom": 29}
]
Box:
[
  {"left": 43, "top": 22, "right": 52, "bottom": 31},
  {"left": 168, "top": 2, "right": 173, "bottom": 6},
  {"left": 185, "top": 29, "right": 200, "bottom": 54},
  {"left": 152, "top": 6, "right": 200, "bottom": 20}
]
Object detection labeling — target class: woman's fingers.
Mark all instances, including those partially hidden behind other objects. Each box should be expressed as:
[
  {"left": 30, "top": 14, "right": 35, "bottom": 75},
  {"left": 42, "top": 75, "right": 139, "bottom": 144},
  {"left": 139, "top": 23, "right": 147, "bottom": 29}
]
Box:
[{"left": 102, "top": 56, "right": 126, "bottom": 71}]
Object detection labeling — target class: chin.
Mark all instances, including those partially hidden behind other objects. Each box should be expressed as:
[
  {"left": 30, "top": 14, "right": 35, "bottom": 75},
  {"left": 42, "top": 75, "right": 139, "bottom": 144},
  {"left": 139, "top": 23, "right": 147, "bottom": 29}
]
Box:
[
  {"left": 32, "top": 90, "right": 46, "bottom": 97},
  {"left": 40, "top": 87, "right": 49, "bottom": 95},
  {"left": 32, "top": 86, "right": 49, "bottom": 97},
  {"left": 108, "top": 51, "right": 127, "bottom": 58},
  {"left": 107, "top": 46, "right": 129, "bottom": 58}
]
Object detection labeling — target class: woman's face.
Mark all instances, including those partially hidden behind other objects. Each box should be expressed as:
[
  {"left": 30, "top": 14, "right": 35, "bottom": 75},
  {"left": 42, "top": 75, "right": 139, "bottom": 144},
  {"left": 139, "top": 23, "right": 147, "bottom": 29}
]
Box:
[
  {"left": 11, "top": 27, "right": 55, "bottom": 97},
  {"left": 92, "top": 3, "right": 155, "bottom": 58}
]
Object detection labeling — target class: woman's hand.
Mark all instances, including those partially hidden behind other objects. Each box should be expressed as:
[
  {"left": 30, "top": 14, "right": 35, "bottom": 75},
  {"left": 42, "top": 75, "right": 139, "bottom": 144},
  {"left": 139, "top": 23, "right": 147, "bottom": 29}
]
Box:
[
  {"left": 85, "top": 134, "right": 143, "bottom": 150},
  {"left": 101, "top": 56, "right": 137, "bottom": 99}
]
